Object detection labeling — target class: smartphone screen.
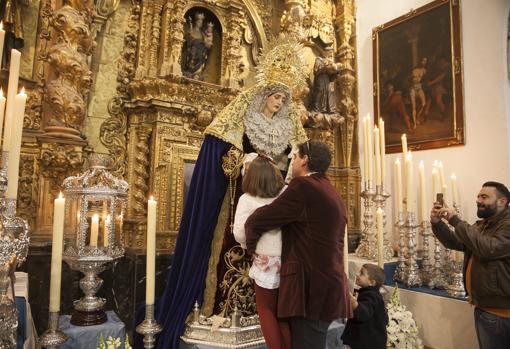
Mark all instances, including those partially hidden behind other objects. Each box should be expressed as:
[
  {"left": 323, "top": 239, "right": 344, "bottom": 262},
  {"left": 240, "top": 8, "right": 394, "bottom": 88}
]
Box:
[{"left": 436, "top": 193, "right": 444, "bottom": 207}]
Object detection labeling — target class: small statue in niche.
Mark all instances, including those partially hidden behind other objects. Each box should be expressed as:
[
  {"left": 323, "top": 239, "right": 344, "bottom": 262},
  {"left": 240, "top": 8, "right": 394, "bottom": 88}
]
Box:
[
  {"left": 309, "top": 48, "right": 341, "bottom": 114},
  {"left": 0, "top": 0, "right": 28, "bottom": 66},
  {"left": 182, "top": 12, "right": 214, "bottom": 81}
]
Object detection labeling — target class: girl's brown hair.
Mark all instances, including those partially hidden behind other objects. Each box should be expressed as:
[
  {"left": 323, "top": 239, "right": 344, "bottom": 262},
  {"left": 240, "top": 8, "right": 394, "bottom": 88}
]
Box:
[{"left": 242, "top": 157, "right": 284, "bottom": 198}]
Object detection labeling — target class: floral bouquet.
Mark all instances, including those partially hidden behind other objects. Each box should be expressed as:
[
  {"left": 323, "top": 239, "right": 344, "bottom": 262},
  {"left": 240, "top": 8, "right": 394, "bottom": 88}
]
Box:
[
  {"left": 386, "top": 286, "right": 424, "bottom": 349},
  {"left": 97, "top": 334, "right": 132, "bottom": 349}
]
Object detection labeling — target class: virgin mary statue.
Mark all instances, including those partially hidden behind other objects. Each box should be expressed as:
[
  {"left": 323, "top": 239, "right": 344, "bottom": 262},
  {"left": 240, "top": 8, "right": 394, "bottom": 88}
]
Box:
[{"left": 152, "top": 39, "right": 308, "bottom": 348}]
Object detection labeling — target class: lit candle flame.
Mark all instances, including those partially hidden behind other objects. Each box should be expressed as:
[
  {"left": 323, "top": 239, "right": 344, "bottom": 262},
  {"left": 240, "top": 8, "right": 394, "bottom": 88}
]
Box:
[{"left": 58, "top": 192, "right": 63, "bottom": 199}]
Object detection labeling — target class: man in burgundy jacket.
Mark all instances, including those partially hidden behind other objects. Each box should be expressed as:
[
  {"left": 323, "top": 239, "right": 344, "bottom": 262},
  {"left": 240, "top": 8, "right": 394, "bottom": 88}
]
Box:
[{"left": 245, "top": 140, "right": 352, "bottom": 349}]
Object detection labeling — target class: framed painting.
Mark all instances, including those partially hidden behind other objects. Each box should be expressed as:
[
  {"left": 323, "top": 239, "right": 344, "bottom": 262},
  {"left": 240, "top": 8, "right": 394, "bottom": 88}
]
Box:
[{"left": 373, "top": 0, "right": 464, "bottom": 153}]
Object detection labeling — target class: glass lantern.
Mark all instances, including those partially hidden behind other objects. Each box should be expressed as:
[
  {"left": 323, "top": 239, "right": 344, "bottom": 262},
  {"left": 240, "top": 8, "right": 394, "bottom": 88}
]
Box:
[{"left": 62, "top": 154, "right": 128, "bottom": 326}]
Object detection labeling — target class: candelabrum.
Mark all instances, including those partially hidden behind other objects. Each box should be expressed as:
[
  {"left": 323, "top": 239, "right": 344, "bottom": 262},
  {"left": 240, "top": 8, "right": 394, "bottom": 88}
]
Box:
[
  {"left": 136, "top": 304, "right": 162, "bottom": 349},
  {"left": 428, "top": 236, "right": 448, "bottom": 289},
  {"left": 446, "top": 260, "right": 466, "bottom": 298},
  {"left": 420, "top": 220, "right": 434, "bottom": 284},
  {"left": 355, "top": 181, "right": 376, "bottom": 259},
  {"left": 39, "top": 311, "right": 67, "bottom": 348},
  {"left": 373, "top": 185, "right": 395, "bottom": 261},
  {"left": 0, "top": 152, "right": 30, "bottom": 349},
  {"left": 402, "top": 212, "right": 422, "bottom": 288},
  {"left": 393, "top": 211, "right": 406, "bottom": 282},
  {"left": 62, "top": 154, "right": 127, "bottom": 326}
]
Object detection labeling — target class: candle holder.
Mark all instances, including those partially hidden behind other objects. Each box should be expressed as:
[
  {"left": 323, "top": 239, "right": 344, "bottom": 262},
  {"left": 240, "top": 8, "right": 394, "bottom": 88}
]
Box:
[
  {"left": 393, "top": 211, "right": 406, "bottom": 282},
  {"left": 136, "top": 303, "right": 162, "bottom": 349},
  {"left": 39, "top": 311, "right": 67, "bottom": 348},
  {"left": 446, "top": 260, "right": 466, "bottom": 298},
  {"left": 355, "top": 181, "right": 376, "bottom": 259},
  {"left": 0, "top": 152, "right": 30, "bottom": 349},
  {"left": 62, "top": 154, "right": 127, "bottom": 326},
  {"left": 402, "top": 212, "right": 422, "bottom": 288},
  {"left": 419, "top": 220, "right": 434, "bottom": 284},
  {"left": 373, "top": 185, "right": 395, "bottom": 261},
  {"left": 428, "top": 236, "right": 448, "bottom": 289}
]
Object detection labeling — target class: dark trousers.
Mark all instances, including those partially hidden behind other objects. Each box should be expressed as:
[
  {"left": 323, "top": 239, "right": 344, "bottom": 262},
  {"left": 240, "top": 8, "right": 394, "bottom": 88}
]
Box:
[
  {"left": 254, "top": 284, "right": 291, "bottom": 349},
  {"left": 474, "top": 307, "right": 510, "bottom": 349},
  {"left": 290, "top": 316, "right": 331, "bottom": 349}
]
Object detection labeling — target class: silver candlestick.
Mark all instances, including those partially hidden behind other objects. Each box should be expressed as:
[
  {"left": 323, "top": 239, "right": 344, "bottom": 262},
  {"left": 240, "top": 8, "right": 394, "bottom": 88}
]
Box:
[
  {"left": 0, "top": 263, "right": 17, "bottom": 348},
  {"left": 136, "top": 304, "right": 162, "bottom": 349},
  {"left": 356, "top": 181, "right": 376, "bottom": 259},
  {"left": 420, "top": 220, "right": 434, "bottom": 284},
  {"left": 402, "top": 212, "right": 422, "bottom": 287},
  {"left": 373, "top": 185, "right": 395, "bottom": 261},
  {"left": 446, "top": 260, "right": 466, "bottom": 298},
  {"left": 393, "top": 211, "right": 406, "bottom": 282},
  {"left": 428, "top": 236, "right": 448, "bottom": 289},
  {"left": 39, "top": 311, "right": 67, "bottom": 348}
]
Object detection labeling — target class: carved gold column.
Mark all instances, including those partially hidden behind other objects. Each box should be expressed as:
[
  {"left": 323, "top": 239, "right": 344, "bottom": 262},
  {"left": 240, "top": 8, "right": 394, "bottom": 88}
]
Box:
[
  {"left": 222, "top": 2, "right": 245, "bottom": 89},
  {"left": 281, "top": 0, "right": 306, "bottom": 40},
  {"left": 159, "top": 0, "right": 185, "bottom": 76},
  {"left": 333, "top": 0, "right": 361, "bottom": 242}
]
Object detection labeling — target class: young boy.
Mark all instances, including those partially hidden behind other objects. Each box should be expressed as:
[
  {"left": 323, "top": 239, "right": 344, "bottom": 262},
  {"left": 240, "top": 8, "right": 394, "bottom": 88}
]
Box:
[{"left": 341, "top": 264, "right": 388, "bottom": 349}]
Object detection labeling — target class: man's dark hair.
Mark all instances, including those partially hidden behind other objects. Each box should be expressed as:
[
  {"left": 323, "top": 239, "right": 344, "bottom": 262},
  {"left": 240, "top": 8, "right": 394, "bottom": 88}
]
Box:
[
  {"left": 362, "top": 263, "right": 385, "bottom": 287},
  {"left": 482, "top": 181, "right": 510, "bottom": 206},
  {"left": 297, "top": 140, "right": 331, "bottom": 173}
]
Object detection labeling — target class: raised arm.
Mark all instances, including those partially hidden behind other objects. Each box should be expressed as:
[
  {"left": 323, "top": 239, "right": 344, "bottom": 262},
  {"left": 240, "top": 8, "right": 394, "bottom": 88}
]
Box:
[{"left": 232, "top": 195, "right": 251, "bottom": 249}]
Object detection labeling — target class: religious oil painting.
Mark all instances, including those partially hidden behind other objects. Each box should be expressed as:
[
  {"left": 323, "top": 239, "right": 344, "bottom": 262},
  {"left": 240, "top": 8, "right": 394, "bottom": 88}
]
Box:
[{"left": 373, "top": 0, "right": 464, "bottom": 153}]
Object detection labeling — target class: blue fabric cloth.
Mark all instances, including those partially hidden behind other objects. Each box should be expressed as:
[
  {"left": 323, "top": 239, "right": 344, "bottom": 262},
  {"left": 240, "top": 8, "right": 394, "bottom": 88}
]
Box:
[
  {"left": 150, "top": 136, "right": 230, "bottom": 349},
  {"left": 16, "top": 297, "right": 26, "bottom": 349},
  {"left": 60, "top": 311, "right": 126, "bottom": 349}
]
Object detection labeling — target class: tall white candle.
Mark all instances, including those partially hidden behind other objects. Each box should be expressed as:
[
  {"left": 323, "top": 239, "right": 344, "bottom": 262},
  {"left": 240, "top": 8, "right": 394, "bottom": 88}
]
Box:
[
  {"left": 418, "top": 161, "right": 427, "bottom": 222},
  {"left": 6, "top": 88, "right": 27, "bottom": 199},
  {"left": 380, "top": 119, "right": 386, "bottom": 185},
  {"left": 401, "top": 134, "right": 408, "bottom": 155},
  {"left": 49, "top": 192, "right": 65, "bottom": 312},
  {"left": 432, "top": 167, "right": 440, "bottom": 203},
  {"left": 147, "top": 196, "right": 157, "bottom": 305},
  {"left": 401, "top": 134, "right": 408, "bottom": 198},
  {"left": 374, "top": 126, "right": 381, "bottom": 186},
  {"left": 451, "top": 173, "right": 459, "bottom": 205},
  {"left": 366, "top": 116, "right": 373, "bottom": 185},
  {"left": 406, "top": 151, "right": 415, "bottom": 213},
  {"left": 0, "top": 89, "right": 6, "bottom": 149},
  {"left": 343, "top": 225, "right": 349, "bottom": 279},
  {"left": 442, "top": 184, "right": 449, "bottom": 207},
  {"left": 376, "top": 208, "right": 384, "bottom": 268},
  {"left": 438, "top": 161, "right": 446, "bottom": 189},
  {"left": 362, "top": 117, "right": 369, "bottom": 180},
  {"left": 2, "top": 49, "right": 20, "bottom": 153},
  {"left": 394, "top": 158, "right": 403, "bottom": 213},
  {"left": 90, "top": 214, "right": 99, "bottom": 247},
  {"left": 0, "top": 23, "right": 5, "bottom": 70}
]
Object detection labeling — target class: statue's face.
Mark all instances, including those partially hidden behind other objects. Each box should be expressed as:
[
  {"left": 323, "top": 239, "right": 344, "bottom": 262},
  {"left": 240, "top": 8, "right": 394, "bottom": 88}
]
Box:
[{"left": 265, "top": 92, "right": 287, "bottom": 115}]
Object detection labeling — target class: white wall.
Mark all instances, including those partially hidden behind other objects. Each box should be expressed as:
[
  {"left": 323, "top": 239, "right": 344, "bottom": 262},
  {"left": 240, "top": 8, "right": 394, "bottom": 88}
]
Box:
[{"left": 356, "top": 0, "right": 510, "bottom": 231}]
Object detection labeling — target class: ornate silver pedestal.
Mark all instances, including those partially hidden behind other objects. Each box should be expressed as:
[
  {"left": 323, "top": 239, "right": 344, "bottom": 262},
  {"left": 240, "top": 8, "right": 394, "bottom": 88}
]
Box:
[
  {"left": 0, "top": 264, "right": 17, "bottom": 349},
  {"left": 393, "top": 212, "right": 406, "bottom": 282},
  {"left": 136, "top": 304, "right": 162, "bottom": 349},
  {"left": 428, "top": 236, "right": 448, "bottom": 289},
  {"left": 447, "top": 261, "right": 466, "bottom": 298},
  {"left": 181, "top": 303, "right": 265, "bottom": 348},
  {"left": 373, "top": 185, "right": 395, "bottom": 261},
  {"left": 420, "top": 220, "right": 434, "bottom": 284},
  {"left": 402, "top": 212, "right": 422, "bottom": 288},
  {"left": 39, "top": 312, "right": 67, "bottom": 348},
  {"left": 356, "top": 182, "right": 376, "bottom": 259}
]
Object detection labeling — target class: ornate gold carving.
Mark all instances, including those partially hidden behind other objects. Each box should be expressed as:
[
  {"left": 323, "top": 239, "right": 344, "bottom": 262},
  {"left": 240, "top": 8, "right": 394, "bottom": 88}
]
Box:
[
  {"left": 130, "top": 126, "right": 151, "bottom": 218},
  {"left": 39, "top": 142, "right": 85, "bottom": 192},
  {"left": 100, "top": 1, "right": 141, "bottom": 177},
  {"left": 218, "top": 245, "right": 256, "bottom": 317},
  {"left": 43, "top": 3, "right": 96, "bottom": 137},
  {"left": 18, "top": 148, "right": 39, "bottom": 229},
  {"left": 223, "top": 4, "right": 245, "bottom": 89}
]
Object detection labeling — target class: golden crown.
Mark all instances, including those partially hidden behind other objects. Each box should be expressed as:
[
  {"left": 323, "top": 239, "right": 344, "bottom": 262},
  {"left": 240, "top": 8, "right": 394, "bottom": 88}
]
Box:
[{"left": 255, "top": 37, "right": 308, "bottom": 94}]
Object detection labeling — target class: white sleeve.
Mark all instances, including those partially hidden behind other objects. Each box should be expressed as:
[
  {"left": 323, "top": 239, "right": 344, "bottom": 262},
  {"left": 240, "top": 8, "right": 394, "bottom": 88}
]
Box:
[{"left": 232, "top": 195, "right": 254, "bottom": 249}]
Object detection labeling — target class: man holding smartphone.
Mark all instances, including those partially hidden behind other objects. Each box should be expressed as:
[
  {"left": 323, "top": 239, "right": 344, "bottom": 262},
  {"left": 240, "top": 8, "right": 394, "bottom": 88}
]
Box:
[{"left": 430, "top": 181, "right": 510, "bottom": 349}]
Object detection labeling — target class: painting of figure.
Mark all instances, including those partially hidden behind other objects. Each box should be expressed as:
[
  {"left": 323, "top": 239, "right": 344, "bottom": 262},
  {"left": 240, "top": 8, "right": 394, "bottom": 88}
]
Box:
[{"left": 373, "top": 0, "right": 464, "bottom": 153}]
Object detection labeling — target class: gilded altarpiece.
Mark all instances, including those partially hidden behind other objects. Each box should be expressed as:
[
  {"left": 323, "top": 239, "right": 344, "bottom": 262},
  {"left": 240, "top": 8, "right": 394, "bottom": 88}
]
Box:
[{"left": 95, "top": 0, "right": 362, "bottom": 251}]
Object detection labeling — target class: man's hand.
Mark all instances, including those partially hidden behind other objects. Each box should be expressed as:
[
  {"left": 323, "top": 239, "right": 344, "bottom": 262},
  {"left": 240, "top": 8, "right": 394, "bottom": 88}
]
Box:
[
  {"left": 349, "top": 292, "right": 358, "bottom": 310},
  {"left": 430, "top": 202, "right": 456, "bottom": 223}
]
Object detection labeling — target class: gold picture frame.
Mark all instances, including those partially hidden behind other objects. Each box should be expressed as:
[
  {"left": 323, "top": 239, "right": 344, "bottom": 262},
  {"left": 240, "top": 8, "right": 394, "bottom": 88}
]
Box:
[{"left": 373, "top": 0, "right": 464, "bottom": 153}]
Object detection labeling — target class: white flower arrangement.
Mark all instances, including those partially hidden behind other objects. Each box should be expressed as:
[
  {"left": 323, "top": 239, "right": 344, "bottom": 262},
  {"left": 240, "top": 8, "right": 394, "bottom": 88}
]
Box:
[
  {"left": 386, "top": 286, "right": 424, "bottom": 349},
  {"left": 97, "top": 334, "right": 132, "bottom": 349}
]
